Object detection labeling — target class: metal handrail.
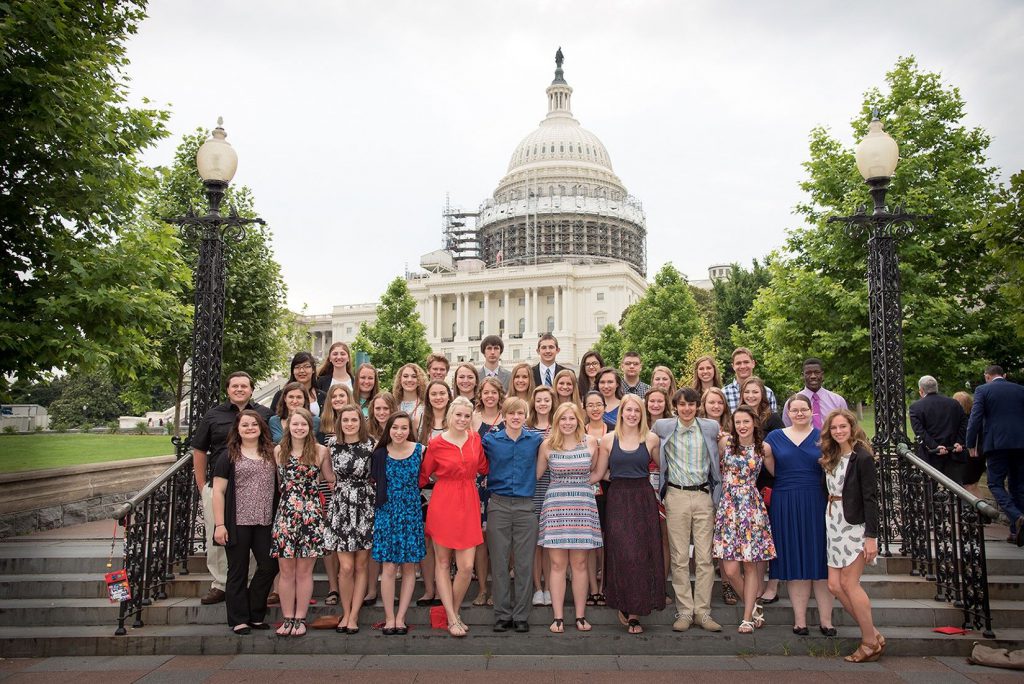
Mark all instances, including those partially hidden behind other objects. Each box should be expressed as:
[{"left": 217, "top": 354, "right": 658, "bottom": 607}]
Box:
[
  {"left": 895, "top": 443, "right": 1008, "bottom": 524},
  {"left": 112, "top": 451, "right": 194, "bottom": 521},
  {"left": 111, "top": 436, "right": 200, "bottom": 635},
  {"left": 894, "top": 441, "right": 998, "bottom": 638}
]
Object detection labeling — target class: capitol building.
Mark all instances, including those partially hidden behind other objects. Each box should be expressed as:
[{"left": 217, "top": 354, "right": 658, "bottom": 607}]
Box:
[{"left": 306, "top": 52, "right": 725, "bottom": 366}]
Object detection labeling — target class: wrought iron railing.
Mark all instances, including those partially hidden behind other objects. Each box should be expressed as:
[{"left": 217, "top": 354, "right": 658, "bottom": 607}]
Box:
[
  {"left": 895, "top": 442, "right": 1006, "bottom": 638},
  {"left": 112, "top": 438, "right": 200, "bottom": 635}
]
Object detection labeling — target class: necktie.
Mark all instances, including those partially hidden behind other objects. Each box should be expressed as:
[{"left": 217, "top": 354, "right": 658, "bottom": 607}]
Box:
[
  {"left": 812, "top": 392, "right": 823, "bottom": 430},
  {"left": 545, "top": 368, "right": 552, "bottom": 386}
]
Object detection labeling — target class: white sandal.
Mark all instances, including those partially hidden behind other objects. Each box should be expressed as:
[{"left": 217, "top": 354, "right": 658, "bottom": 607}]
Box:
[
  {"left": 738, "top": 620, "right": 755, "bottom": 634},
  {"left": 752, "top": 602, "right": 765, "bottom": 628}
]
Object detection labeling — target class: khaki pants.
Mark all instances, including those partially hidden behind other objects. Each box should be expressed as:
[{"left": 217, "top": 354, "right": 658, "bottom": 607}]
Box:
[
  {"left": 664, "top": 487, "right": 714, "bottom": 618},
  {"left": 202, "top": 484, "right": 229, "bottom": 591}
]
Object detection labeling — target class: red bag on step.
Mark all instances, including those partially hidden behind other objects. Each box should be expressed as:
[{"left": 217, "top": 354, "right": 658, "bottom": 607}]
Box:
[{"left": 430, "top": 605, "right": 448, "bottom": 629}]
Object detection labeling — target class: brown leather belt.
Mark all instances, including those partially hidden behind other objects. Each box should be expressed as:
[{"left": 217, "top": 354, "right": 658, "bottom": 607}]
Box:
[{"left": 828, "top": 494, "right": 842, "bottom": 515}]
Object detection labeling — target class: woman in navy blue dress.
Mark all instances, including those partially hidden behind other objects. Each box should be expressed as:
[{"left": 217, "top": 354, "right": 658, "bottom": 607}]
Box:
[{"left": 764, "top": 394, "right": 835, "bottom": 636}]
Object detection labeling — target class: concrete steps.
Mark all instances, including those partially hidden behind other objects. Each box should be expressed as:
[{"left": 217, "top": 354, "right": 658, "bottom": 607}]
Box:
[
  {"left": 2, "top": 624, "right": 1021, "bottom": 659},
  {"left": 1, "top": 533, "right": 1023, "bottom": 658}
]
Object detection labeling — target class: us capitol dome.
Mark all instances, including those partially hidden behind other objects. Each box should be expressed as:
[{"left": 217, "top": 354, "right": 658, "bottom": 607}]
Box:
[{"left": 475, "top": 49, "right": 647, "bottom": 275}]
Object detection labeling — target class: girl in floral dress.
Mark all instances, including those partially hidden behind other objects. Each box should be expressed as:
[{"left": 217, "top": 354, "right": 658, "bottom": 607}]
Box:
[
  {"left": 324, "top": 404, "right": 376, "bottom": 634},
  {"left": 712, "top": 405, "right": 776, "bottom": 634},
  {"left": 271, "top": 407, "right": 334, "bottom": 637}
]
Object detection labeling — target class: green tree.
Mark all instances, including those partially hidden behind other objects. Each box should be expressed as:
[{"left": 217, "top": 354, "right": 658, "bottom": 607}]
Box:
[
  {"left": 48, "top": 370, "right": 128, "bottom": 429},
  {"left": 0, "top": 0, "right": 172, "bottom": 385},
  {"left": 976, "top": 170, "right": 1024, "bottom": 340},
  {"left": 132, "top": 130, "right": 291, "bottom": 432},
  {"left": 742, "top": 56, "right": 1024, "bottom": 401},
  {"left": 621, "top": 263, "right": 701, "bottom": 381},
  {"left": 592, "top": 325, "right": 625, "bottom": 369},
  {"left": 354, "top": 277, "right": 431, "bottom": 388},
  {"left": 710, "top": 260, "right": 771, "bottom": 369}
]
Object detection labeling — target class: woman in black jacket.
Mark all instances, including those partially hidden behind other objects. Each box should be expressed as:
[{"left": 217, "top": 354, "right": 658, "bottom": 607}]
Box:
[
  {"left": 212, "top": 410, "right": 280, "bottom": 635},
  {"left": 819, "top": 408, "right": 883, "bottom": 663}
]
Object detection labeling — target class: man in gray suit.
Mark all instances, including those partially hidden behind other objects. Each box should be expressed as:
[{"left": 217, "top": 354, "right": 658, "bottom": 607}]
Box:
[
  {"left": 652, "top": 386, "right": 723, "bottom": 633},
  {"left": 477, "top": 335, "right": 511, "bottom": 392}
]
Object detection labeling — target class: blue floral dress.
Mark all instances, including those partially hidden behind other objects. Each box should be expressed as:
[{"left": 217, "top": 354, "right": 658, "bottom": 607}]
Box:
[
  {"left": 271, "top": 455, "right": 327, "bottom": 558},
  {"left": 372, "top": 444, "right": 426, "bottom": 564},
  {"left": 712, "top": 443, "right": 776, "bottom": 562}
]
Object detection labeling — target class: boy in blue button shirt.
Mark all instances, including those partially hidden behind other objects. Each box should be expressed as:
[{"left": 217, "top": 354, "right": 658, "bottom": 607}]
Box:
[{"left": 483, "top": 397, "right": 543, "bottom": 632}]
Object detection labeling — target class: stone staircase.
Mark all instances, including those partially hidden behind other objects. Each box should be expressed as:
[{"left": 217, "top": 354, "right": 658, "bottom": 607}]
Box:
[{"left": 1, "top": 527, "right": 1023, "bottom": 658}]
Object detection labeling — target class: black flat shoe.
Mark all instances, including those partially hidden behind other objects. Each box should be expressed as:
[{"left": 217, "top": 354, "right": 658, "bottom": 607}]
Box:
[
  {"left": 793, "top": 626, "right": 809, "bottom": 636},
  {"left": 247, "top": 622, "right": 271, "bottom": 630},
  {"left": 233, "top": 625, "right": 252, "bottom": 635},
  {"left": 395, "top": 625, "right": 408, "bottom": 635},
  {"left": 336, "top": 624, "right": 349, "bottom": 634},
  {"left": 758, "top": 594, "right": 780, "bottom": 604},
  {"left": 382, "top": 626, "right": 397, "bottom": 635},
  {"left": 363, "top": 596, "right": 377, "bottom": 607},
  {"left": 819, "top": 625, "right": 837, "bottom": 637},
  {"left": 416, "top": 595, "right": 436, "bottom": 606}
]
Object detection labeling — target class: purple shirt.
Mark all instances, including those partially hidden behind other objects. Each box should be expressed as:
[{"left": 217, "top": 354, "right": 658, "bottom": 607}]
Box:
[{"left": 783, "top": 387, "right": 848, "bottom": 428}]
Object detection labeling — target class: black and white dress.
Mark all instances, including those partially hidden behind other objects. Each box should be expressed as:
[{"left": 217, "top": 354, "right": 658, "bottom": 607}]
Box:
[
  {"left": 323, "top": 437, "right": 376, "bottom": 552},
  {"left": 825, "top": 454, "right": 870, "bottom": 568}
]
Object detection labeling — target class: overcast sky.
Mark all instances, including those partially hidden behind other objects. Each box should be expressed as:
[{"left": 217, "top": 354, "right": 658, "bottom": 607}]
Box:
[{"left": 124, "top": 0, "right": 1023, "bottom": 314}]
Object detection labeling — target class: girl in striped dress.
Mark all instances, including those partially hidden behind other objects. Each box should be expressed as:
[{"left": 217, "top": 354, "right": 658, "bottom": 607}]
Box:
[{"left": 537, "top": 402, "right": 602, "bottom": 633}]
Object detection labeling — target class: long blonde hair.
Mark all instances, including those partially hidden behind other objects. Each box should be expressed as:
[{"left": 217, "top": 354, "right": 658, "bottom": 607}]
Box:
[
  {"left": 818, "top": 408, "right": 873, "bottom": 473},
  {"left": 277, "top": 407, "right": 319, "bottom": 466},
  {"left": 508, "top": 362, "right": 535, "bottom": 401},
  {"left": 546, "top": 402, "right": 586, "bottom": 451},
  {"left": 613, "top": 394, "right": 649, "bottom": 439},
  {"left": 320, "top": 384, "right": 353, "bottom": 437}
]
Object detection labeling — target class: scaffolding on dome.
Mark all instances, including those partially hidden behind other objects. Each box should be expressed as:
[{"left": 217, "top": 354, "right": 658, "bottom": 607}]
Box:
[{"left": 441, "top": 193, "right": 481, "bottom": 263}]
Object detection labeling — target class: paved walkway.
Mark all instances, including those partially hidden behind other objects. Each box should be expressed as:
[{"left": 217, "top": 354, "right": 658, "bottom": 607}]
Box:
[{"left": 0, "top": 655, "right": 1021, "bottom": 683}]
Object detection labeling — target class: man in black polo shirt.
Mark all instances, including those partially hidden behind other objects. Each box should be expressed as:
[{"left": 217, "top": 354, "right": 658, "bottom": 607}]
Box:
[{"left": 192, "top": 371, "right": 273, "bottom": 604}]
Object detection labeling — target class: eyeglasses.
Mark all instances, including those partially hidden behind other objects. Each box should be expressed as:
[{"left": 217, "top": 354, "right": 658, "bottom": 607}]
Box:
[
  {"left": 789, "top": 408, "right": 810, "bottom": 414},
  {"left": 584, "top": 361, "right": 601, "bottom": 368},
  {"left": 294, "top": 364, "right": 313, "bottom": 372}
]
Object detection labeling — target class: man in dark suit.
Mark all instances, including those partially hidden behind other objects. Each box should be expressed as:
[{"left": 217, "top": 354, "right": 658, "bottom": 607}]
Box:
[
  {"left": 966, "top": 365, "right": 1024, "bottom": 546},
  {"left": 531, "top": 333, "right": 565, "bottom": 387},
  {"left": 909, "top": 375, "right": 968, "bottom": 483}
]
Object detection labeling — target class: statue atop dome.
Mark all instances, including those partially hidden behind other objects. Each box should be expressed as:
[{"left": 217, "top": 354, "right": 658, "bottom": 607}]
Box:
[{"left": 553, "top": 47, "right": 566, "bottom": 84}]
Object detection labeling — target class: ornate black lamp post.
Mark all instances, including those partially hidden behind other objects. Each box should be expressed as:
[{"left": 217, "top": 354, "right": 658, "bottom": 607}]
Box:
[
  {"left": 828, "top": 110, "right": 925, "bottom": 556},
  {"left": 164, "top": 119, "right": 264, "bottom": 556}
]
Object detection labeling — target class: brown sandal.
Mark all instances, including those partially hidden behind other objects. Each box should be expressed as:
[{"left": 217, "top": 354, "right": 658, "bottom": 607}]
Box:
[{"left": 844, "top": 640, "right": 882, "bottom": 663}]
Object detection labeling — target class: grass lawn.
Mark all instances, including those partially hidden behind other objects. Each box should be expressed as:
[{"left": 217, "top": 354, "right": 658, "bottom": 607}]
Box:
[{"left": 0, "top": 433, "right": 176, "bottom": 473}]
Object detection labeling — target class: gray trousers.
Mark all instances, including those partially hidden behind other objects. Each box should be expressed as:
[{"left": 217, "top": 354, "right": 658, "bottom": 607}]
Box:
[{"left": 486, "top": 494, "right": 537, "bottom": 622}]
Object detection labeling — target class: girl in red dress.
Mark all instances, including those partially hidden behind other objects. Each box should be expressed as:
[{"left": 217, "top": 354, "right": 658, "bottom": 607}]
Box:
[{"left": 420, "top": 396, "right": 488, "bottom": 637}]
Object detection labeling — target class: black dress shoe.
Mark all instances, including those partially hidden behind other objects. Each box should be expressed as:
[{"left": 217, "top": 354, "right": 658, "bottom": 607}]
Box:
[
  {"left": 819, "top": 625, "right": 837, "bottom": 637},
  {"left": 513, "top": 621, "right": 530, "bottom": 633},
  {"left": 793, "top": 626, "right": 809, "bottom": 636},
  {"left": 493, "top": 619, "right": 513, "bottom": 632}
]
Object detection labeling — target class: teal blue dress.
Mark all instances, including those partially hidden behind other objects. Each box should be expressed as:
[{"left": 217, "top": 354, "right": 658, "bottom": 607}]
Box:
[{"left": 372, "top": 444, "right": 426, "bottom": 564}]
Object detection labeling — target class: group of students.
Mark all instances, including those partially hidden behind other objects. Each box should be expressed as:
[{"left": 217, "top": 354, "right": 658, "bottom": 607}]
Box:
[{"left": 202, "top": 335, "right": 884, "bottom": 663}]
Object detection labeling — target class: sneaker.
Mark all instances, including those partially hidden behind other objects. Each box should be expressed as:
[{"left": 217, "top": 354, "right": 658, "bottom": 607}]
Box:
[
  {"left": 532, "top": 590, "right": 545, "bottom": 606},
  {"left": 672, "top": 612, "right": 693, "bottom": 632},
  {"left": 542, "top": 591, "right": 552, "bottom": 606},
  {"left": 200, "top": 588, "right": 225, "bottom": 605},
  {"left": 698, "top": 613, "right": 722, "bottom": 632}
]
